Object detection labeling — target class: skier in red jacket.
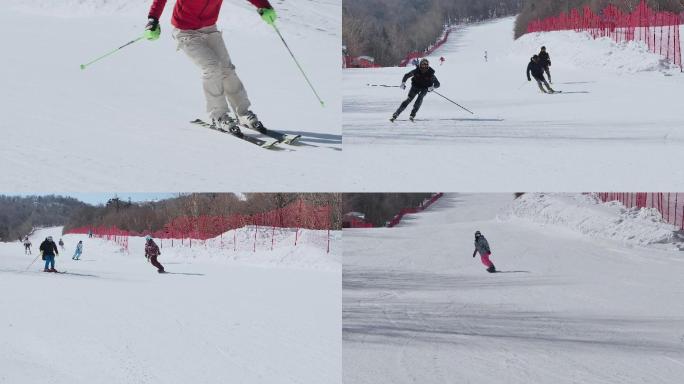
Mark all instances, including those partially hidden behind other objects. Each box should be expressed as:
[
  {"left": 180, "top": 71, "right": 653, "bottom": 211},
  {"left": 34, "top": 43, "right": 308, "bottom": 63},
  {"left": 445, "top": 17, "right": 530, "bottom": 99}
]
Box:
[{"left": 144, "top": 0, "right": 277, "bottom": 132}]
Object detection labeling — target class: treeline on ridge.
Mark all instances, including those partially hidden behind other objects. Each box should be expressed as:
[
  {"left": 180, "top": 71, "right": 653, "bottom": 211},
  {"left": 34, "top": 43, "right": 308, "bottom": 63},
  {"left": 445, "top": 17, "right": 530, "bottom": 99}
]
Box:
[
  {"left": 64, "top": 193, "right": 343, "bottom": 233},
  {"left": 0, "top": 194, "right": 343, "bottom": 241},
  {"left": 343, "top": 193, "right": 435, "bottom": 227},
  {"left": 0, "top": 195, "right": 87, "bottom": 241},
  {"left": 344, "top": 0, "right": 523, "bottom": 65}
]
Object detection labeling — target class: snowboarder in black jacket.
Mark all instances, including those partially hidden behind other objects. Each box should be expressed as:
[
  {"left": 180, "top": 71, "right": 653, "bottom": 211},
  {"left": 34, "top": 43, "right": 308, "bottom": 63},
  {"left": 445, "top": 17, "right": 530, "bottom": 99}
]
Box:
[
  {"left": 391, "top": 58, "right": 440, "bottom": 122},
  {"left": 527, "top": 55, "right": 555, "bottom": 94},
  {"left": 538, "top": 46, "right": 551, "bottom": 83}
]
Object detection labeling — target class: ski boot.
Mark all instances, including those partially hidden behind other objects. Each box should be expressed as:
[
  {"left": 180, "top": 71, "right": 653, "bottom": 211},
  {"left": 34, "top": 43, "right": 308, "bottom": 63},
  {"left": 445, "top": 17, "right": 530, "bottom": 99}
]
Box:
[
  {"left": 409, "top": 115, "right": 415, "bottom": 122},
  {"left": 486, "top": 266, "right": 497, "bottom": 273},
  {"left": 389, "top": 114, "right": 397, "bottom": 123},
  {"left": 239, "top": 110, "right": 267, "bottom": 133},
  {"left": 49, "top": 268, "right": 57, "bottom": 273},
  {"left": 43, "top": 268, "right": 49, "bottom": 272},
  {"left": 212, "top": 114, "right": 242, "bottom": 135}
]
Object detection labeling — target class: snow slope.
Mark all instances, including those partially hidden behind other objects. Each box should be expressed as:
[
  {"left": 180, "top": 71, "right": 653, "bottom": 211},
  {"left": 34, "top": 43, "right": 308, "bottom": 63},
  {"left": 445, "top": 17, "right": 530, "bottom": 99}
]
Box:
[
  {"left": 343, "top": 193, "right": 684, "bottom": 384},
  {"left": 0, "top": 0, "right": 341, "bottom": 191},
  {"left": 343, "top": 18, "right": 684, "bottom": 191},
  {"left": 1, "top": 226, "right": 341, "bottom": 384}
]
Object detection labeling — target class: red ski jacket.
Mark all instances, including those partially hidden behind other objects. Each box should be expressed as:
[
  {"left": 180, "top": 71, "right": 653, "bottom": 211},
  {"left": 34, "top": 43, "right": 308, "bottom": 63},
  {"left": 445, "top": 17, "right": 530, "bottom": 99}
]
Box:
[{"left": 148, "top": 0, "right": 273, "bottom": 30}]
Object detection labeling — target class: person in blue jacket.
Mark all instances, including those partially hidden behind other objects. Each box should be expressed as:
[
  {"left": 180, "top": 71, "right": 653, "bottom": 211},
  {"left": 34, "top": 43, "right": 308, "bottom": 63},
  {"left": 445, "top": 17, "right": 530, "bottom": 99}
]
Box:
[{"left": 73, "top": 240, "right": 83, "bottom": 260}]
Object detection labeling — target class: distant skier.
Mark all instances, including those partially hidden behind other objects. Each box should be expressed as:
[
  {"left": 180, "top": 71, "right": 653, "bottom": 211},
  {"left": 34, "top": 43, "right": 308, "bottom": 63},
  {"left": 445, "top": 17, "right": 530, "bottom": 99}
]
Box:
[
  {"left": 144, "top": 236, "right": 165, "bottom": 273},
  {"left": 484, "top": 50, "right": 488, "bottom": 62},
  {"left": 23, "top": 236, "right": 32, "bottom": 255},
  {"left": 144, "top": 0, "right": 277, "bottom": 132},
  {"left": 58, "top": 238, "right": 65, "bottom": 251},
  {"left": 439, "top": 56, "right": 445, "bottom": 65},
  {"left": 390, "top": 58, "right": 440, "bottom": 122},
  {"left": 73, "top": 240, "right": 83, "bottom": 260},
  {"left": 411, "top": 58, "right": 420, "bottom": 67},
  {"left": 526, "top": 55, "right": 555, "bottom": 94},
  {"left": 88, "top": 229, "right": 93, "bottom": 238},
  {"left": 538, "top": 46, "right": 551, "bottom": 83},
  {"left": 472, "top": 231, "right": 496, "bottom": 273},
  {"left": 39, "top": 236, "right": 59, "bottom": 272}
]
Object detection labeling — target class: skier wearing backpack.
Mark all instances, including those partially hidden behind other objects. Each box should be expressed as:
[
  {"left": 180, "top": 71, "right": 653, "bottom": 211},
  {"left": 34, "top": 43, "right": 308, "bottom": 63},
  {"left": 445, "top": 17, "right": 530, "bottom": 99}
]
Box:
[
  {"left": 390, "top": 58, "right": 440, "bottom": 122},
  {"left": 39, "top": 236, "right": 60, "bottom": 272},
  {"left": 58, "top": 238, "right": 65, "bottom": 250},
  {"left": 527, "top": 55, "right": 555, "bottom": 94},
  {"left": 144, "top": 0, "right": 277, "bottom": 132},
  {"left": 472, "top": 231, "right": 496, "bottom": 273},
  {"left": 144, "top": 236, "right": 165, "bottom": 273},
  {"left": 73, "top": 240, "right": 83, "bottom": 260},
  {"left": 538, "top": 46, "right": 552, "bottom": 83}
]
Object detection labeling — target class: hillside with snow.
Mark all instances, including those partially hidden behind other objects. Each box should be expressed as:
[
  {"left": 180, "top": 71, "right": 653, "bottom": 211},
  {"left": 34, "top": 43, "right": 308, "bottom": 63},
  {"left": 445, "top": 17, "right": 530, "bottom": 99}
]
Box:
[
  {"left": 344, "top": 193, "right": 684, "bottom": 384},
  {"left": 343, "top": 17, "right": 684, "bottom": 191},
  {"left": 0, "top": 0, "right": 341, "bottom": 191},
  {"left": 1, "top": 226, "right": 341, "bottom": 384}
]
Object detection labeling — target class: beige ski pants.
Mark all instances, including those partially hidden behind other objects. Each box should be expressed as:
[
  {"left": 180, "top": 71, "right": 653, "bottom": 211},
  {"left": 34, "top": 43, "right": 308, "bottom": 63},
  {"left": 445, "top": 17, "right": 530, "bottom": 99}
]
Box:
[{"left": 173, "top": 25, "right": 251, "bottom": 119}]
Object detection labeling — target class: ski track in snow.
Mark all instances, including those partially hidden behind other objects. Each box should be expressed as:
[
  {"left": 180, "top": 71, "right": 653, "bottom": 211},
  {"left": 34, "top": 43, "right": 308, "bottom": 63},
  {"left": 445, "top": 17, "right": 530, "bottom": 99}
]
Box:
[
  {"left": 343, "top": 194, "right": 684, "bottom": 384},
  {"left": 343, "top": 18, "right": 684, "bottom": 191},
  {"left": 0, "top": 227, "right": 341, "bottom": 384},
  {"left": 0, "top": 1, "right": 342, "bottom": 191}
]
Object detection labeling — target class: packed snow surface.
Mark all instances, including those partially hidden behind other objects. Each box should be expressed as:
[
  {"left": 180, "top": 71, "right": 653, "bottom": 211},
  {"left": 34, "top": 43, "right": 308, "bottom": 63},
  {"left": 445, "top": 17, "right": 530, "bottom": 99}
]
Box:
[
  {"left": 1, "top": 226, "right": 341, "bottom": 384},
  {"left": 344, "top": 193, "right": 684, "bottom": 384},
  {"left": 343, "top": 17, "right": 684, "bottom": 191},
  {"left": 1, "top": 0, "right": 342, "bottom": 191}
]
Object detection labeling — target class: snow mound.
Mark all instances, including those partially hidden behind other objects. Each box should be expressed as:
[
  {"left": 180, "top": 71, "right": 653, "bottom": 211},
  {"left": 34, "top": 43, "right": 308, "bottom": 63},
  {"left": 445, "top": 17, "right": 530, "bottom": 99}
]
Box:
[
  {"left": 500, "top": 193, "right": 683, "bottom": 248},
  {"left": 512, "top": 30, "right": 678, "bottom": 74},
  {"left": 61, "top": 226, "right": 340, "bottom": 272}
]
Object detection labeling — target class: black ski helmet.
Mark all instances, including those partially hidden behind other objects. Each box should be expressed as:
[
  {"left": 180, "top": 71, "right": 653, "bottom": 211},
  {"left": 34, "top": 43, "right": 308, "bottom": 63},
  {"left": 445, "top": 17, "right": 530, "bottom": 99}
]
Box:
[
  {"left": 475, "top": 231, "right": 482, "bottom": 238},
  {"left": 541, "top": 46, "right": 546, "bottom": 50},
  {"left": 419, "top": 58, "right": 429, "bottom": 66}
]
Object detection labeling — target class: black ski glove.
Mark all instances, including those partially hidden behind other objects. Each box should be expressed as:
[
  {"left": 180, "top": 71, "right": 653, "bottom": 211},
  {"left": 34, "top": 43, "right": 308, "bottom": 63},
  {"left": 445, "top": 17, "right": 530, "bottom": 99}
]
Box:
[{"left": 144, "top": 17, "right": 161, "bottom": 41}]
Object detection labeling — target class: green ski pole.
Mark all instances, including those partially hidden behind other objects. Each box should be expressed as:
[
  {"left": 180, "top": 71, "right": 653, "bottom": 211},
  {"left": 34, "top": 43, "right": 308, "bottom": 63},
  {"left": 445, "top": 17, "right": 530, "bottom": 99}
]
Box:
[
  {"left": 271, "top": 24, "right": 325, "bottom": 107},
  {"left": 80, "top": 35, "right": 144, "bottom": 70}
]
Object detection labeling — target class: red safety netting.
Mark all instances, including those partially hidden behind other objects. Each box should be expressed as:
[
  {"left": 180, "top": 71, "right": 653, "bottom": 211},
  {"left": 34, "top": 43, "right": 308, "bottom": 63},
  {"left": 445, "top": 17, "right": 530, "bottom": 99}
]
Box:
[
  {"left": 399, "top": 28, "right": 453, "bottom": 67},
  {"left": 64, "top": 200, "right": 333, "bottom": 253},
  {"left": 387, "top": 193, "right": 444, "bottom": 227},
  {"left": 526, "top": 1, "right": 682, "bottom": 70},
  {"left": 343, "top": 217, "right": 374, "bottom": 228},
  {"left": 597, "top": 192, "right": 684, "bottom": 230},
  {"left": 343, "top": 56, "right": 382, "bottom": 68}
]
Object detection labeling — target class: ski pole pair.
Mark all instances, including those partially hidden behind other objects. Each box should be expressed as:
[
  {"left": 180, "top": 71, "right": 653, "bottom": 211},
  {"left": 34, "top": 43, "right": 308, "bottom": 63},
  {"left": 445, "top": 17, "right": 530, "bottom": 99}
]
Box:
[
  {"left": 367, "top": 84, "right": 475, "bottom": 115},
  {"left": 80, "top": 23, "right": 324, "bottom": 107}
]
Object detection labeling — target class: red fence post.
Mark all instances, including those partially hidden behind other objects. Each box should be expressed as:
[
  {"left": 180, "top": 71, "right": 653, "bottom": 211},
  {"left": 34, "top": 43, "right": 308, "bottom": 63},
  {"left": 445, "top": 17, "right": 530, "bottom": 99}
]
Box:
[{"left": 254, "top": 220, "right": 258, "bottom": 253}]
